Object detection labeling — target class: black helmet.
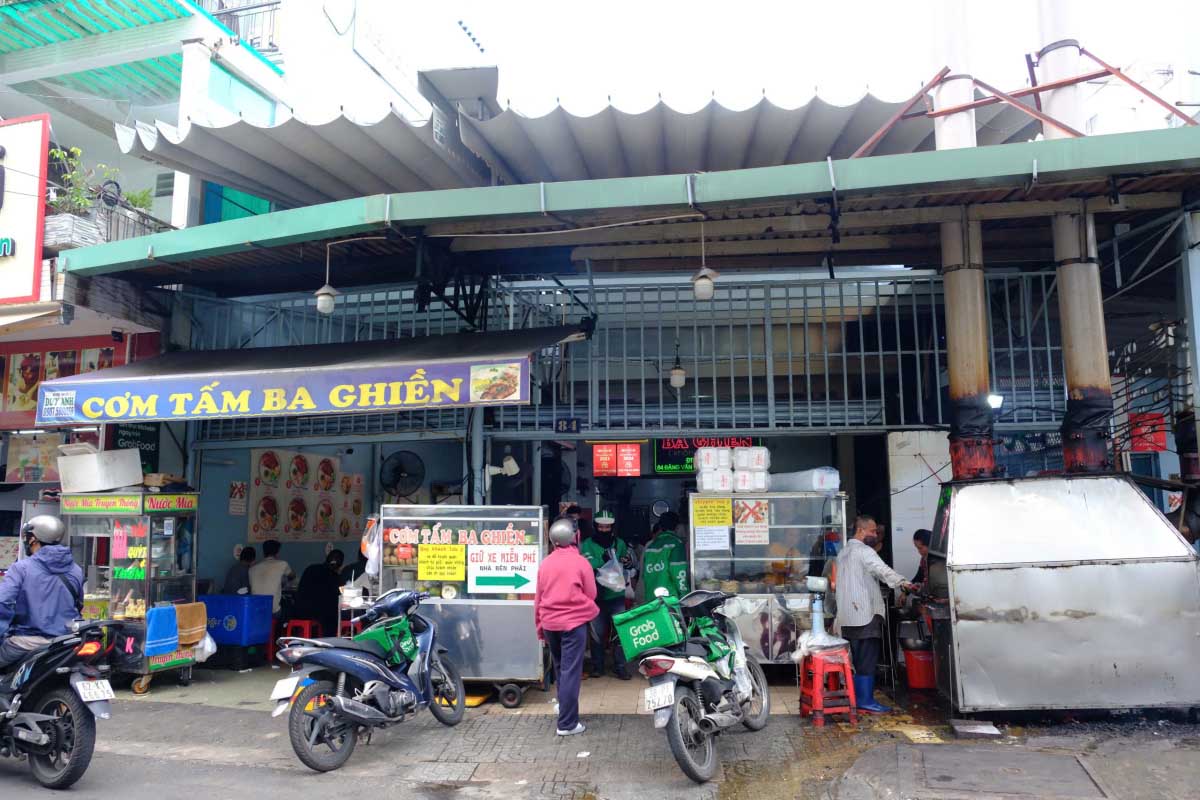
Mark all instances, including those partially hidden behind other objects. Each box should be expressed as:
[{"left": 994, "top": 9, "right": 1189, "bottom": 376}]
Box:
[{"left": 22, "top": 514, "right": 67, "bottom": 545}]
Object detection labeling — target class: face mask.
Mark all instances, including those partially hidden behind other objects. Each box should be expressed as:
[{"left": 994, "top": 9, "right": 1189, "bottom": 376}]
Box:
[
  {"left": 862, "top": 535, "right": 879, "bottom": 548},
  {"left": 23, "top": 536, "right": 35, "bottom": 557}
]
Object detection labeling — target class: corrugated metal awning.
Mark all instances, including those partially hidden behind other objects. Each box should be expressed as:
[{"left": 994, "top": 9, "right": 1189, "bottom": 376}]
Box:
[
  {"left": 116, "top": 107, "right": 493, "bottom": 207},
  {"left": 459, "top": 94, "right": 1040, "bottom": 184}
]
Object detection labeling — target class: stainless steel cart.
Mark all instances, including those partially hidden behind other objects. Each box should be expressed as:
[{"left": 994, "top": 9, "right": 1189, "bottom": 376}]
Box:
[{"left": 379, "top": 504, "right": 546, "bottom": 707}]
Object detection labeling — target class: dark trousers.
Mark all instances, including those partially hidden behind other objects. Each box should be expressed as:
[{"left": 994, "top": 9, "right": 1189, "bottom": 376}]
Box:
[
  {"left": 546, "top": 624, "right": 588, "bottom": 731},
  {"left": 589, "top": 596, "right": 627, "bottom": 674},
  {"left": 849, "top": 636, "right": 881, "bottom": 679}
]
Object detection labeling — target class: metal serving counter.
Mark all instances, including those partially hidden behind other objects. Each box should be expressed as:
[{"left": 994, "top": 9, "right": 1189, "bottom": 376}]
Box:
[
  {"left": 928, "top": 474, "right": 1200, "bottom": 712},
  {"left": 688, "top": 492, "right": 846, "bottom": 664}
]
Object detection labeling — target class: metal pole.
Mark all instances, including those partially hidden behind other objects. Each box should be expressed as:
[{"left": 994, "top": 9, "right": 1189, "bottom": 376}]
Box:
[
  {"left": 1177, "top": 212, "right": 1200, "bottom": 479},
  {"left": 471, "top": 408, "right": 485, "bottom": 504},
  {"left": 532, "top": 439, "right": 543, "bottom": 509}
]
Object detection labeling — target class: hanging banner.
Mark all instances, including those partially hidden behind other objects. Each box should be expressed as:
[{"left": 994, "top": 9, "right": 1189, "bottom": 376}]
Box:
[
  {"left": 37, "top": 358, "right": 529, "bottom": 425},
  {"left": 3, "top": 432, "right": 63, "bottom": 483},
  {"left": 0, "top": 334, "right": 128, "bottom": 430}
]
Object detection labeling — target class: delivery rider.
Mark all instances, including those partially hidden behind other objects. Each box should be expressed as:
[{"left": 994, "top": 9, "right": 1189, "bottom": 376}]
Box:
[{"left": 639, "top": 511, "right": 688, "bottom": 602}]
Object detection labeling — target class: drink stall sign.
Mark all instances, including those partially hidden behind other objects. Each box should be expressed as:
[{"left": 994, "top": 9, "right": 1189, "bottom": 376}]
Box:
[{"left": 468, "top": 544, "right": 540, "bottom": 593}]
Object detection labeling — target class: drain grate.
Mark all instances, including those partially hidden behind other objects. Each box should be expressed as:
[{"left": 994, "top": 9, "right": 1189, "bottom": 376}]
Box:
[{"left": 898, "top": 745, "right": 1111, "bottom": 799}]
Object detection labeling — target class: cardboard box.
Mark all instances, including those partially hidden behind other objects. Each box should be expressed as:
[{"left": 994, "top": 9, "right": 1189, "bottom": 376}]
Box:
[
  {"left": 57, "top": 449, "right": 143, "bottom": 493},
  {"left": 143, "top": 473, "right": 185, "bottom": 487}
]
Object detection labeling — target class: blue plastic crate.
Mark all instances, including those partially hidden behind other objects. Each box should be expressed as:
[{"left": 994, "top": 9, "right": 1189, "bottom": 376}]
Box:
[{"left": 198, "top": 594, "right": 273, "bottom": 646}]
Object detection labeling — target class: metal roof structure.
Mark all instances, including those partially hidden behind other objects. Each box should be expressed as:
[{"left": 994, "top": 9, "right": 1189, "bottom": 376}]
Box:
[
  {"left": 111, "top": 67, "right": 1041, "bottom": 206},
  {"left": 60, "top": 126, "right": 1200, "bottom": 300}
]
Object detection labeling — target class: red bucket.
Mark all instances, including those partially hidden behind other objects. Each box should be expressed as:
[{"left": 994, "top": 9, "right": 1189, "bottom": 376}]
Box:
[{"left": 904, "top": 649, "right": 936, "bottom": 690}]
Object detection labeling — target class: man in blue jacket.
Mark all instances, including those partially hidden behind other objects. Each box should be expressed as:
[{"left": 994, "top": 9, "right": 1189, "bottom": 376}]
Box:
[{"left": 0, "top": 515, "right": 83, "bottom": 669}]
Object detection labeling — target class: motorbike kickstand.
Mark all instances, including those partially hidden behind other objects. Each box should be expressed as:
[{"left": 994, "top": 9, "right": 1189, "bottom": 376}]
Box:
[{"left": 358, "top": 729, "right": 373, "bottom": 746}]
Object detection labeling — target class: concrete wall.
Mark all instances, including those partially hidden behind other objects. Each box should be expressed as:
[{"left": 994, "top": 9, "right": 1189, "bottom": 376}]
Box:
[{"left": 194, "top": 438, "right": 462, "bottom": 585}]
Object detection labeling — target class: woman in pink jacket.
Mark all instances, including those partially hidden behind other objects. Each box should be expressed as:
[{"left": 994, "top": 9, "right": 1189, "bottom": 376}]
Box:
[{"left": 534, "top": 517, "right": 598, "bottom": 736}]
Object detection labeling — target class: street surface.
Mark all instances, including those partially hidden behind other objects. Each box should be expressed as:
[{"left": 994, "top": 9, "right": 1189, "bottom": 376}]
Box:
[{"left": 1, "top": 667, "right": 1198, "bottom": 799}]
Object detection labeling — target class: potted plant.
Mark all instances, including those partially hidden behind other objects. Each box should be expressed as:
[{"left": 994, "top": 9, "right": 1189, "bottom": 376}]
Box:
[{"left": 43, "top": 146, "right": 120, "bottom": 253}]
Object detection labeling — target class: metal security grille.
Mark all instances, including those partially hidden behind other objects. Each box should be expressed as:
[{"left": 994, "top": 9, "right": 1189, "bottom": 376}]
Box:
[
  {"left": 492, "top": 272, "right": 1066, "bottom": 436},
  {"left": 186, "top": 271, "right": 1066, "bottom": 442}
]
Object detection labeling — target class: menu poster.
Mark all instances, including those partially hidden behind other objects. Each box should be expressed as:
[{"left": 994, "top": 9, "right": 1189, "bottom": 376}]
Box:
[
  {"left": 3, "top": 432, "right": 64, "bottom": 483},
  {"left": 248, "top": 449, "right": 343, "bottom": 541},
  {"left": 336, "top": 473, "right": 366, "bottom": 541}
]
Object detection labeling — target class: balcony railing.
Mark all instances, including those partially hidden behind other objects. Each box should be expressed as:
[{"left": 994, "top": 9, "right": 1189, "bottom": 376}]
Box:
[
  {"left": 97, "top": 205, "right": 174, "bottom": 243},
  {"left": 197, "top": 0, "right": 281, "bottom": 54}
]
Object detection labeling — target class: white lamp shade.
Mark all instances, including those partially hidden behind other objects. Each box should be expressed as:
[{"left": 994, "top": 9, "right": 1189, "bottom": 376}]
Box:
[
  {"left": 669, "top": 366, "right": 687, "bottom": 389},
  {"left": 987, "top": 393, "right": 1004, "bottom": 409},
  {"left": 315, "top": 284, "right": 338, "bottom": 315},
  {"left": 691, "top": 265, "right": 720, "bottom": 301}
]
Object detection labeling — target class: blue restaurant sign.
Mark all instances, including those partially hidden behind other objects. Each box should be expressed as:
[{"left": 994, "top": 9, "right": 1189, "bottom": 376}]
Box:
[{"left": 34, "top": 325, "right": 585, "bottom": 425}]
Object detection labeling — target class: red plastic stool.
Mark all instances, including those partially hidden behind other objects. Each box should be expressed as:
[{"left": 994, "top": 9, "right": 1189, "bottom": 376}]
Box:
[
  {"left": 799, "top": 646, "right": 858, "bottom": 727},
  {"left": 338, "top": 619, "right": 364, "bottom": 637},
  {"left": 283, "top": 619, "right": 323, "bottom": 640}
]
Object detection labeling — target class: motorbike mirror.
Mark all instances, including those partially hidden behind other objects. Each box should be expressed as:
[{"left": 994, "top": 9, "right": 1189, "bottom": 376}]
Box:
[
  {"left": 805, "top": 576, "right": 829, "bottom": 593},
  {"left": 654, "top": 587, "right": 670, "bottom": 599}
]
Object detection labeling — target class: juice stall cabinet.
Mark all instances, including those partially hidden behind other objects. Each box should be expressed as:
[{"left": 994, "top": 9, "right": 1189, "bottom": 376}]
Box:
[
  {"left": 688, "top": 492, "right": 847, "bottom": 664},
  {"left": 379, "top": 504, "right": 545, "bottom": 707},
  {"left": 61, "top": 491, "right": 199, "bottom": 691}
]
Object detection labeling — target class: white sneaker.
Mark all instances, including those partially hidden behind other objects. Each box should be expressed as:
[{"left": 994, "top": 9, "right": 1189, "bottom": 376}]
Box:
[{"left": 556, "top": 722, "right": 586, "bottom": 736}]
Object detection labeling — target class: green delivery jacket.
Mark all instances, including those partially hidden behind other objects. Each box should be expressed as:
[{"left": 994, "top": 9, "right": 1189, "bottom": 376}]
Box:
[
  {"left": 580, "top": 537, "right": 629, "bottom": 602},
  {"left": 640, "top": 530, "right": 688, "bottom": 602}
]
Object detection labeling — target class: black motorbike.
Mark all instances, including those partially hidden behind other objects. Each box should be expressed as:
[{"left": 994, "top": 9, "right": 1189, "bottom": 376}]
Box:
[
  {"left": 270, "top": 589, "right": 466, "bottom": 772},
  {"left": 0, "top": 620, "right": 123, "bottom": 789}
]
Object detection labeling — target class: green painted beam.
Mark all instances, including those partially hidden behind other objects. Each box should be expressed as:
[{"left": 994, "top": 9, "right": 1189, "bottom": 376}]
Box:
[
  {"left": 61, "top": 126, "right": 1200, "bottom": 278},
  {"left": 59, "top": 196, "right": 394, "bottom": 274}
]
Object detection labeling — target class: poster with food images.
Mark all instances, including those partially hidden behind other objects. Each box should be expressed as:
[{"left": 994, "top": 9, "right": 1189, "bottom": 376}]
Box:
[
  {"left": 3, "top": 432, "right": 64, "bottom": 483},
  {"left": 336, "top": 473, "right": 366, "bottom": 541},
  {"left": 248, "top": 449, "right": 343, "bottom": 541}
]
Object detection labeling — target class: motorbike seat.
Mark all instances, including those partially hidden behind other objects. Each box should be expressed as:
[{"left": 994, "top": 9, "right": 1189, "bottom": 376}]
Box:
[
  {"left": 312, "top": 637, "right": 389, "bottom": 659},
  {"left": 679, "top": 589, "right": 732, "bottom": 618}
]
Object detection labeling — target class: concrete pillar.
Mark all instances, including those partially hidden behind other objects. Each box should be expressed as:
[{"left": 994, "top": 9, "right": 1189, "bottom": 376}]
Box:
[
  {"left": 1177, "top": 212, "right": 1200, "bottom": 479},
  {"left": 171, "top": 41, "right": 212, "bottom": 229},
  {"left": 934, "top": 0, "right": 994, "bottom": 479},
  {"left": 1037, "top": 2, "right": 1113, "bottom": 471}
]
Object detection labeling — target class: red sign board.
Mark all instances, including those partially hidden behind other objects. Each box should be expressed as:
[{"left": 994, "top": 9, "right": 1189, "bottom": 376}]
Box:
[
  {"left": 617, "top": 443, "right": 641, "bottom": 477},
  {"left": 1129, "top": 412, "right": 1167, "bottom": 452},
  {"left": 593, "top": 444, "right": 617, "bottom": 476}
]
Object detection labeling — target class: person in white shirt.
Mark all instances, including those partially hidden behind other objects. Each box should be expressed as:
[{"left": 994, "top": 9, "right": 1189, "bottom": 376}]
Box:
[
  {"left": 248, "top": 539, "right": 294, "bottom": 616},
  {"left": 835, "top": 515, "right": 913, "bottom": 714}
]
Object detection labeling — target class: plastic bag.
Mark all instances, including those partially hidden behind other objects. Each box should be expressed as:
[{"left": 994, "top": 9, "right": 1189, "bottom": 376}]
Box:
[
  {"left": 193, "top": 633, "right": 217, "bottom": 663},
  {"left": 596, "top": 555, "right": 626, "bottom": 593}
]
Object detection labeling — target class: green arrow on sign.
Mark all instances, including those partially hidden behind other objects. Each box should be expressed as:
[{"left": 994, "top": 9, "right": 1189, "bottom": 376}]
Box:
[{"left": 476, "top": 573, "right": 531, "bottom": 589}]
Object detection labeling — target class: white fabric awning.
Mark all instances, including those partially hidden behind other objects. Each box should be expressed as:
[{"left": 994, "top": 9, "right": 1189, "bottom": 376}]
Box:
[{"left": 0, "top": 302, "right": 64, "bottom": 338}]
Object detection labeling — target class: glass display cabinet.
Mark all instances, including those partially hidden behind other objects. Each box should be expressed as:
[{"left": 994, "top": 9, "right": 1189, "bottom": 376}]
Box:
[
  {"left": 688, "top": 492, "right": 847, "bottom": 664},
  {"left": 61, "top": 492, "right": 199, "bottom": 686}
]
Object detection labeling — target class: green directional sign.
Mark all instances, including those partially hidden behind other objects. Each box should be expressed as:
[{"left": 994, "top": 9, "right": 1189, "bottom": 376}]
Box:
[
  {"left": 467, "top": 544, "right": 540, "bottom": 594},
  {"left": 476, "top": 573, "right": 530, "bottom": 589}
]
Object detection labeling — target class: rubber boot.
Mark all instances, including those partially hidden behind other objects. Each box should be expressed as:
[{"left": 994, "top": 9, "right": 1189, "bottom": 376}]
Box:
[{"left": 854, "top": 675, "right": 891, "bottom": 714}]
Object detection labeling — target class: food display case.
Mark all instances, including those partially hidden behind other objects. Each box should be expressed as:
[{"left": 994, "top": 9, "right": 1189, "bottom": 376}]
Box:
[
  {"left": 688, "top": 492, "right": 846, "bottom": 664},
  {"left": 60, "top": 492, "right": 199, "bottom": 688},
  {"left": 379, "top": 504, "right": 545, "bottom": 707}
]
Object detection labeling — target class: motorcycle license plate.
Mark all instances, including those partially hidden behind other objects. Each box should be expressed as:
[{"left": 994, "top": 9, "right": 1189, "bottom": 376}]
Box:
[
  {"left": 642, "top": 683, "right": 675, "bottom": 713},
  {"left": 75, "top": 679, "right": 115, "bottom": 703},
  {"left": 270, "top": 676, "right": 300, "bottom": 701}
]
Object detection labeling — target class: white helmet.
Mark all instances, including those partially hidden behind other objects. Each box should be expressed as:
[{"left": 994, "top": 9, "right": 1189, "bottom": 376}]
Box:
[
  {"left": 548, "top": 517, "right": 579, "bottom": 547},
  {"left": 23, "top": 514, "right": 67, "bottom": 545}
]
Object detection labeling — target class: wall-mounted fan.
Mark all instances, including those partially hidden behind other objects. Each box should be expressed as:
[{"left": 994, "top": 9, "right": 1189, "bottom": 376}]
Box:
[{"left": 380, "top": 450, "right": 426, "bottom": 499}]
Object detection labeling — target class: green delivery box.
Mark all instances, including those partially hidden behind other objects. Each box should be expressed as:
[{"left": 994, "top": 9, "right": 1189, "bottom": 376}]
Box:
[{"left": 613, "top": 595, "right": 686, "bottom": 660}]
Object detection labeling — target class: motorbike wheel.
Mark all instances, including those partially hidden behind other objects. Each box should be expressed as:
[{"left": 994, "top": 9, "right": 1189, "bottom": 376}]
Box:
[
  {"left": 740, "top": 658, "right": 771, "bottom": 731},
  {"left": 28, "top": 688, "right": 96, "bottom": 790},
  {"left": 287, "top": 679, "right": 358, "bottom": 773},
  {"left": 428, "top": 655, "right": 466, "bottom": 726},
  {"left": 665, "top": 685, "right": 718, "bottom": 784}
]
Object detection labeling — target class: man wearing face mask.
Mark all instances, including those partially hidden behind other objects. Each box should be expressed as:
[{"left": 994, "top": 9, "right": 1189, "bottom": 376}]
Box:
[
  {"left": 835, "top": 515, "right": 913, "bottom": 714},
  {"left": 0, "top": 516, "right": 83, "bottom": 669}
]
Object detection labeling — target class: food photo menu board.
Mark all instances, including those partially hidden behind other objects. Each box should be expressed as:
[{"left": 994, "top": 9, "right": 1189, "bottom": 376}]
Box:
[{"left": 248, "top": 448, "right": 365, "bottom": 542}]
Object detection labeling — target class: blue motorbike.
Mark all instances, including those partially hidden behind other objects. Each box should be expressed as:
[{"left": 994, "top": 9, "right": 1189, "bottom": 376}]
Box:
[{"left": 269, "top": 589, "right": 466, "bottom": 772}]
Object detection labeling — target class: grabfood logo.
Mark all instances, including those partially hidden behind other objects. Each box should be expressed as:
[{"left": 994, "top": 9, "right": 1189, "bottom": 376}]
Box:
[{"left": 629, "top": 620, "right": 663, "bottom": 649}]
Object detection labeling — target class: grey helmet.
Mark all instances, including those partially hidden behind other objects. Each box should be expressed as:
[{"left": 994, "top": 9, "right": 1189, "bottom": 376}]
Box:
[
  {"left": 23, "top": 514, "right": 67, "bottom": 545},
  {"left": 548, "top": 516, "right": 579, "bottom": 548}
]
